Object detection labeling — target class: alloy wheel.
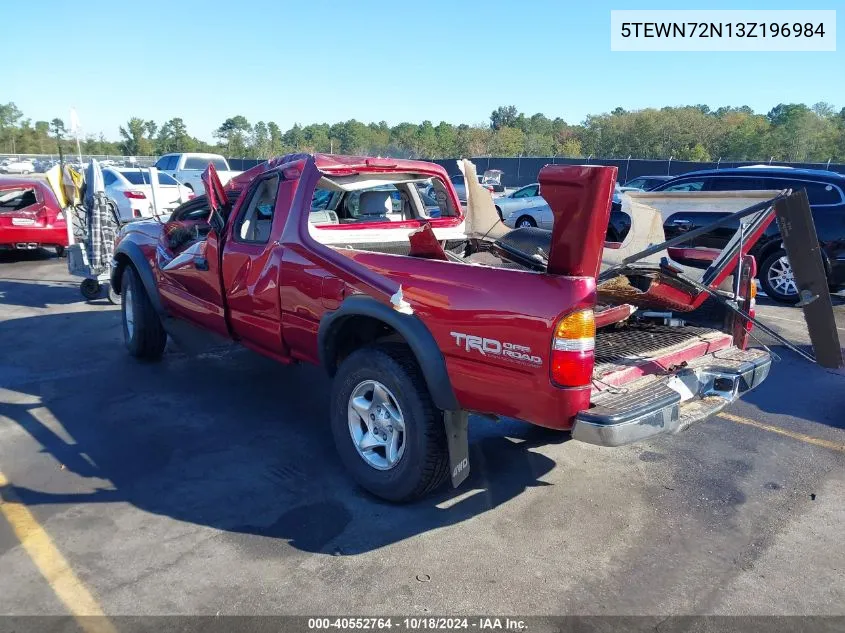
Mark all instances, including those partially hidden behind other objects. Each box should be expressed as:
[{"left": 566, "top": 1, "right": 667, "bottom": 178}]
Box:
[
  {"left": 347, "top": 380, "right": 406, "bottom": 470},
  {"left": 767, "top": 255, "right": 797, "bottom": 297}
]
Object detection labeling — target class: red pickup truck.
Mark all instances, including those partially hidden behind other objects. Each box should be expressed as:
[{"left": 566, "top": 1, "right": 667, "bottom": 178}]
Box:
[{"left": 111, "top": 153, "right": 773, "bottom": 502}]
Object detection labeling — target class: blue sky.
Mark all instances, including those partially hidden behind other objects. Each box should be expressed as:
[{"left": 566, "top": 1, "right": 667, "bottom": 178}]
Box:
[{"left": 5, "top": 0, "right": 842, "bottom": 142}]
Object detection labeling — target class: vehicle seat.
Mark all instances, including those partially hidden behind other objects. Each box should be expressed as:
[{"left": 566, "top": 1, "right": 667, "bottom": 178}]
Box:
[
  {"left": 492, "top": 227, "right": 552, "bottom": 271},
  {"left": 357, "top": 190, "right": 391, "bottom": 222},
  {"left": 387, "top": 190, "right": 412, "bottom": 221},
  {"left": 239, "top": 178, "right": 277, "bottom": 241}
]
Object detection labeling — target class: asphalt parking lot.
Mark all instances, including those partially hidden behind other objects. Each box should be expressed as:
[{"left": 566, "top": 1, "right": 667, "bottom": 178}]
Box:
[{"left": 1, "top": 251, "right": 844, "bottom": 619}]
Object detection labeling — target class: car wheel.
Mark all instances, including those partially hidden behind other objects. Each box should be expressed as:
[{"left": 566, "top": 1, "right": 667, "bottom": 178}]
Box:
[
  {"left": 22, "top": 170, "right": 30, "bottom": 175},
  {"left": 330, "top": 344, "right": 449, "bottom": 502},
  {"left": 55, "top": 246, "right": 66, "bottom": 258},
  {"left": 760, "top": 249, "right": 800, "bottom": 304},
  {"left": 516, "top": 215, "right": 537, "bottom": 228},
  {"left": 80, "top": 278, "right": 101, "bottom": 300},
  {"left": 122, "top": 266, "right": 167, "bottom": 360}
]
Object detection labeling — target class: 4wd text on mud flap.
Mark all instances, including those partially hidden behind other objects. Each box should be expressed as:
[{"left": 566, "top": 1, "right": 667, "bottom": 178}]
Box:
[
  {"left": 452, "top": 457, "right": 469, "bottom": 478},
  {"left": 450, "top": 332, "right": 542, "bottom": 365}
]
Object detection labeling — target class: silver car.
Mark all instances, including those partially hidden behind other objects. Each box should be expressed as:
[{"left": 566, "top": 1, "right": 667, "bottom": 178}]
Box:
[
  {"left": 495, "top": 183, "right": 546, "bottom": 224},
  {"left": 502, "top": 203, "right": 553, "bottom": 229},
  {"left": 1, "top": 159, "right": 36, "bottom": 175}
]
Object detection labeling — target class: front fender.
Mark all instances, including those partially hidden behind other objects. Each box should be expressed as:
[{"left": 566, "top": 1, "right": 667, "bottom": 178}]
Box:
[
  {"left": 318, "top": 295, "right": 460, "bottom": 412},
  {"left": 112, "top": 239, "right": 166, "bottom": 316}
]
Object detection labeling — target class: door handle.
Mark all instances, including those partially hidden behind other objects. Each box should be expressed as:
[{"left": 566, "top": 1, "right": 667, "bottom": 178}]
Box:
[
  {"left": 193, "top": 257, "right": 209, "bottom": 271},
  {"left": 671, "top": 218, "right": 693, "bottom": 231}
]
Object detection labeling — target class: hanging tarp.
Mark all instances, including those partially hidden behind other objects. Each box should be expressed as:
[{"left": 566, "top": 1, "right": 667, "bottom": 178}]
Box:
[
  {"left": 44, "top": 165, "right": 69, "bottom": 208},
  {"left": 62, "top": 164, "right": 83, "bottom": 206},
  {"left": 83, "top": 160, "right": 118, "bottom": 275}
]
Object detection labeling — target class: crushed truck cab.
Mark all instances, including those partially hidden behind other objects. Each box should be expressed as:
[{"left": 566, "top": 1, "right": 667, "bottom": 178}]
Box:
[{"left": 110, "top": 152, "right": 819, "bottom": 502}]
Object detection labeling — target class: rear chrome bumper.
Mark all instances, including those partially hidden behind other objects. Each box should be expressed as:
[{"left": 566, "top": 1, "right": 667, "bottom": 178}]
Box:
[{"left": 572, "top": 347, "right": 771, "bottom": 447}]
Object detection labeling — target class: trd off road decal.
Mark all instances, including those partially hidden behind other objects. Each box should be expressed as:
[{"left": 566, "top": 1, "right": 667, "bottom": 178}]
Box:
[{"left": 450, "top": 332, "right": 542, "bottom": 366}]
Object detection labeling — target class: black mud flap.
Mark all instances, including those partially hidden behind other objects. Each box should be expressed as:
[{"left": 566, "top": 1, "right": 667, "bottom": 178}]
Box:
[
  {"left": 775, "top": 191, "right": 844, "bottom": 369},
  {"left": 443, "top": 410, "right": 470, "bottom": 488}
]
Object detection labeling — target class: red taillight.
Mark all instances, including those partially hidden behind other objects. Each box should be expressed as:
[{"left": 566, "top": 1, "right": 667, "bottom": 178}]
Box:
[
  {"left": 550, "top": 309, "right": 595, "bottom": 387},
  {"left": 187, "top": 193, "right": 196, "bottom": 200},
  {"left": 123, "top": 190, "right": 146, "bottom": 199},
  {"left": 133, "top": 209, "right": 141, "bottom": 218}
]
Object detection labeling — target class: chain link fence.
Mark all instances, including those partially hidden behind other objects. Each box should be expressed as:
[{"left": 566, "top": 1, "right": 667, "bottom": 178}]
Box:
[{"left": 427, "top": 156, "right": 845, "bottom": 188}]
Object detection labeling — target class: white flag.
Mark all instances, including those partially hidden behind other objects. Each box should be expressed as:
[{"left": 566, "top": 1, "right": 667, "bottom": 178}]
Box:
[{"left": 69, "top": 108, "right": 81, "bottom": 138}]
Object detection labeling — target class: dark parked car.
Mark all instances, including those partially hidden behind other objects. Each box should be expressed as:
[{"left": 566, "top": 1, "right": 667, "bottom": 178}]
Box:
[
  {"left": 622, "top": 175, "right": 675, "bottom": 190},
  {"left": 610, "top": 167, "right": 845, "bottom": 302}
]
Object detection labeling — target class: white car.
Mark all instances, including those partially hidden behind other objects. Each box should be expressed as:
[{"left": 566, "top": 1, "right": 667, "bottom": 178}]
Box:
[
  {"left": 103, "top": 168, "right": 192, "bottom": 221},
  {"left": 154, "top": 152, "right": 240, "bottom": 194},
  {"left": 1, "top": 159, "right": 36, "bottom": 175},
  {"left": 495, "top": 183, "right": 545, "bottom": 220}
]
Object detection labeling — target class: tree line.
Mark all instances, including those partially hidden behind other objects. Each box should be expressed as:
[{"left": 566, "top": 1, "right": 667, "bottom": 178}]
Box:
[{"left": 1, "top": 102, "right": 844, "bottom": 163}]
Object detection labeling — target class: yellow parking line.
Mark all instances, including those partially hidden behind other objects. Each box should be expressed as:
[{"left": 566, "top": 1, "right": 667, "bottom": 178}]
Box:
[
  {"left": 0, "top": 471, "right": 116, "bottom": 633},
  {"left": 719, "top": 412, "right": 845, "bottom": 453}
]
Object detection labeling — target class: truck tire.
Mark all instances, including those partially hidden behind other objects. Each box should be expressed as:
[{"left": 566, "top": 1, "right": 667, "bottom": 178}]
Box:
[
  {"left": 121, "top": 265, "right": 167, "bottom": 360},
  {"left": 330, "top": 344, "right": 449, "bottom": 502}
]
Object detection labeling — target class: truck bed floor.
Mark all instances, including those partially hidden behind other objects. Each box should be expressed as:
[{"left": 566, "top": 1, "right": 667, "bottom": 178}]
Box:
[{"left": 593, "top": 323, "right": 732, "bottom": 381}]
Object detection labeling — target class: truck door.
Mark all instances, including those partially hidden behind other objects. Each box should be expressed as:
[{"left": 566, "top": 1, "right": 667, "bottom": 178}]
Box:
[
  {"left": 155, "top": 194, "right": 229, "bottom": 337},
  {"left": 220, "top": 168, "right": 297, "bottom": 359}
]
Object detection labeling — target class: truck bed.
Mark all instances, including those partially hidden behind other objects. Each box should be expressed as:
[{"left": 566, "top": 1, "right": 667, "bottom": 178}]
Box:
[{"left": 593, "top": 322, "right": 734, "bottom": 387}]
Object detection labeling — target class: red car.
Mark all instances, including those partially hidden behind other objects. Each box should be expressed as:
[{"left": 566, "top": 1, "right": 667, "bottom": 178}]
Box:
[
  {"left": 111, "top": 153, "right": 773, "bottom": 502},
  {"left": 0, "top": 177, "right": 68, "bottom": 256}
]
